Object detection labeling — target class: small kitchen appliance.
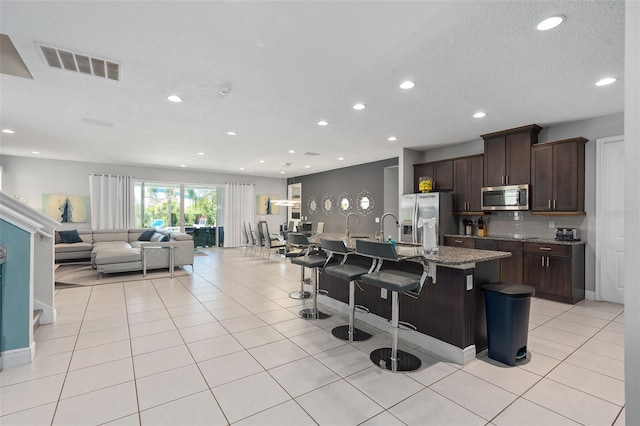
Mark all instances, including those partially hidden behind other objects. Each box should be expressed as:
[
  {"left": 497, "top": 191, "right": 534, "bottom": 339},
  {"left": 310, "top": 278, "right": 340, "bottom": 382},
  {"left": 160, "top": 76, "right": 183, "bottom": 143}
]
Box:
[{"left": 555, "top": 228, "right": 580, "bottom": 241}]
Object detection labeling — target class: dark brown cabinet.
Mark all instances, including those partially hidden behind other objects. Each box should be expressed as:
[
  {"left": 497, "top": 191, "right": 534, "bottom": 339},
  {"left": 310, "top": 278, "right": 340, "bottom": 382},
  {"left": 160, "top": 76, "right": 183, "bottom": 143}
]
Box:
[
  {"left": 413, "top": 160, "right": 454, "bottom": 192},
  {"left": 498, "top": 240, "right": 523, "bottom": 285},
  {"left": 444, "top": 236, "right": 475, "bottom": 248},
  {"left": 481, "top": 124, "right": 542, "bottom": 187},
  {"left": 453, "top": 155, "right": 483, "bottom": 213},
  {"left": 523, "top": 242, "right": 584, "bottom": 303},
  {"left": 531, "top": 137, "right": 587, "bottom": 213}
]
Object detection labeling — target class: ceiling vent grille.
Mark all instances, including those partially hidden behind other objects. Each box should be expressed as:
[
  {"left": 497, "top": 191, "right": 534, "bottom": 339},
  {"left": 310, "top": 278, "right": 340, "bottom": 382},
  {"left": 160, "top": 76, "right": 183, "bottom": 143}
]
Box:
[
  {"left": 304, "top": 152, "right": 320, "bottom": 156},
  {"left": 37, "top": 43, "right": 121, "bottom": 81}
]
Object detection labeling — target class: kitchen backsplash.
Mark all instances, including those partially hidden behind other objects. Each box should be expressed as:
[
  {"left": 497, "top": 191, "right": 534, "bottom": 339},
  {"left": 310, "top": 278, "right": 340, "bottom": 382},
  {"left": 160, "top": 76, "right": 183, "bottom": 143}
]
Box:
[{"left": 458, "top": 211, "right": 587, "bottom": 240}]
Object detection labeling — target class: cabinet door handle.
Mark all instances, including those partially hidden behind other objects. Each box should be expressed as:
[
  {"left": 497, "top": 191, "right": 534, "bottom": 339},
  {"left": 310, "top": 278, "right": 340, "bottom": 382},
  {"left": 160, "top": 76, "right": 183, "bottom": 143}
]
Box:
[
  {"left": 506, "top": 175, "right": 509, "bottom": 185},
  {"left": 546, "top": 256, "right": 550, "bottom": 267},
  {"left": 548, "top": 200, "right": 551, "bottom": 209},
  {"left": 454, "top": 240, "right": 463, "bottom": 243},
  {"left": 541, "top": 256, "right": 545, "bottom": 267},
  {"left": 553, "top": 199, "right": 556, "bottom": 209},
  {"left": 501, "top": 176, "right": 505, "bottom": 185},
  {"left": 540, "top": 247, "right": 551, "bottom": 251}
]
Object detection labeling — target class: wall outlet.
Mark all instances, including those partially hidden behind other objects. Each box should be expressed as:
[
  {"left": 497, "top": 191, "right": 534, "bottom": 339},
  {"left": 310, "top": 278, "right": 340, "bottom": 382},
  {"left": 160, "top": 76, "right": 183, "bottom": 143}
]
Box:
[
  {"left": 466, "top": 275, "right": 473, "bottom": 291},
  {"left": 381, "top": 288, "right": 388, "bottom": 299},
  {"left": 375, "top": 217, "right": 380, "bottom": 223},
  {"left": 548, "top": 221, "right": 555, "bottom": 229}
]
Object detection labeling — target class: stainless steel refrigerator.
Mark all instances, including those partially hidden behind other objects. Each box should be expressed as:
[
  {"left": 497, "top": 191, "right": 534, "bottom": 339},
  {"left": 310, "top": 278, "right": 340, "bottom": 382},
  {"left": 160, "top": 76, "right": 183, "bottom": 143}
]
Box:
[{"left": 399, "top": 192, "right": 456, "bottom": 244}]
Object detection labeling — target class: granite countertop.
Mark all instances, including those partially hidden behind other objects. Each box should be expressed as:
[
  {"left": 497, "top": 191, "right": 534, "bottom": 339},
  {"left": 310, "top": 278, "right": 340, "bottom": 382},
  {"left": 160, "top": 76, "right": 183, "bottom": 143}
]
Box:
[
  {"left": 309, "top": 233, "right": 511, "bottom": 266},
  {"left": 445, "top": 234, "right": 587, "bottom": 246}
]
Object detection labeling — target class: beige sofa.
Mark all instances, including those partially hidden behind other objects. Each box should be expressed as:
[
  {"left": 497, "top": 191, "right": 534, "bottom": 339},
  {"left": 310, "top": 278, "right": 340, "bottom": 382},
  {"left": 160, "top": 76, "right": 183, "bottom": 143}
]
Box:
[{"left": 55, "top": 228, "right": 194, "bottom": 275}]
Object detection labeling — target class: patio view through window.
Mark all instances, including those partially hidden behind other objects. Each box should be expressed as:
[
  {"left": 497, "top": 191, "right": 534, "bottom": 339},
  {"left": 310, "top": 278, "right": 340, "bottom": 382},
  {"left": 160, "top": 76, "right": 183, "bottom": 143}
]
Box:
[{"left": 134, "top": 182, "right": 217, "bottom": 230}]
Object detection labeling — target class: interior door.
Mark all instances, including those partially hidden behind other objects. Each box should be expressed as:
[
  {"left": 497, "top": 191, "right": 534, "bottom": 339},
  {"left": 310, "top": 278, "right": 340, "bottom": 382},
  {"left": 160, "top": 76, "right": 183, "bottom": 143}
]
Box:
[{"left": 597, "top": 135, "right": 625, "bottom": 303}]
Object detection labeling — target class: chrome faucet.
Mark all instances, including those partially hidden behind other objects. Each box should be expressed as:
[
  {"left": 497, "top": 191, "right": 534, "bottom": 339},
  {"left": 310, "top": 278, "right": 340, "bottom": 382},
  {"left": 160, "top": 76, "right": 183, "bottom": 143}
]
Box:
[
  {"left": 380, "top": 212, "right": 400, "bottom": 241},
  {"left": 345, "top": 213, "right": 360, "bottom": 240}
]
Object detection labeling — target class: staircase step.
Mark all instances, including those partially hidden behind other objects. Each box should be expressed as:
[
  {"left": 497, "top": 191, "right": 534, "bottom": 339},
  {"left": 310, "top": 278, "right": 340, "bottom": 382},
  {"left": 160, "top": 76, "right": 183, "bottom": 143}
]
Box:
[{"left": 32, "top": 309, "right": 43, "bottom": 329}]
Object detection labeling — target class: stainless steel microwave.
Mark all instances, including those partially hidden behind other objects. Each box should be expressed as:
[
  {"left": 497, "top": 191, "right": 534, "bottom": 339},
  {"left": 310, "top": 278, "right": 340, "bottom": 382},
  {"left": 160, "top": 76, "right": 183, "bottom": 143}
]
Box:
[{"left": 481, "top": 184, "right": 529, "bottom": 211}]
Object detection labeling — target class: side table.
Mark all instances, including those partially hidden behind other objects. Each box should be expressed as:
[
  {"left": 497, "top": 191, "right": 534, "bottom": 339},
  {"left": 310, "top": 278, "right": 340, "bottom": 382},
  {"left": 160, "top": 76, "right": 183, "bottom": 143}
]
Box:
[{"left": 142, "top": 245, "right": 175, "bottom": 278}]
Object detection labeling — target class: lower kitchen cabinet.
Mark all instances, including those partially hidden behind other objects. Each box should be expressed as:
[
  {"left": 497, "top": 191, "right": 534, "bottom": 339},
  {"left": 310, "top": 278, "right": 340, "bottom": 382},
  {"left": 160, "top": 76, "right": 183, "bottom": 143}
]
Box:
[
  {"left": 444, "top": 236, "right": 476, "bottom": 248},
  {"left": 523, "top": 242, "right": 584, "bottom": 303},
  {"left": 498, "top": 240, "right": 523, "bottom": 285}
]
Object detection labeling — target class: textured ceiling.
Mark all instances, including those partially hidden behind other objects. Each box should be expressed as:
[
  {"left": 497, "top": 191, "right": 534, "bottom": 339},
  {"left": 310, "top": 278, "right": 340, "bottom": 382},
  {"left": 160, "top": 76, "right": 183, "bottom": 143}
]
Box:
[{"left": 0, "top": 1, "right": 625, "bottom": 178}]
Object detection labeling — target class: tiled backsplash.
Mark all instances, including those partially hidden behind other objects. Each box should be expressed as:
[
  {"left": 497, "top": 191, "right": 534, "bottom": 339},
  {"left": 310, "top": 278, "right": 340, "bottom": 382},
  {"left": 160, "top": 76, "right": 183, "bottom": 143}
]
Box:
[{"left": 458, "top": 212, "right": 587, "bottom": 240}]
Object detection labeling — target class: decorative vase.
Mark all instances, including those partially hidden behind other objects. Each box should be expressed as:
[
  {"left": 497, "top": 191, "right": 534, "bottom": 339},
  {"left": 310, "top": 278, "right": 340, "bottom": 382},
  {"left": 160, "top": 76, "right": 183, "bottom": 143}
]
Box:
[{"left": 419, "top": 176, "right": 433, "bottom": 193}]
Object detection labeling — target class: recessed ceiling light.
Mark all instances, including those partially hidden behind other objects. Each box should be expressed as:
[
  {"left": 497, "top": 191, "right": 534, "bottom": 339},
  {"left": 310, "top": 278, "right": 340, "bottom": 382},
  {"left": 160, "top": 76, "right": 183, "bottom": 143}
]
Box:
[
  {"left": 388, "top": 136, "right": 398, "bottom": 142},
  {"left": 239, "top": 167, "right": 245, "bottom": 170},
  {"left": 259, "top": 160, "right": 265, "bottom": 164},
  {"left": 304, "top": 165, "right": 311, "bottom": 168},
  {"left": 595, "top": 77, "right": 617, "bottom": 86},
  {"left": 32, "top": 151, "right": 40, "bottom": 154},
  {"left": 167, "top": 95, "right": 183, "bottom": 103},
  {"left": 352, "top": 103, "right": 366, "bottom": 110},
  {"left": 537, "top": 15, "right": 564, "bottom": 31},
  {"left": 473, "top": 112, "right": 487, "bottom": 118},
  {"left": 1, "top": 129, "right": 16, "bottom": 134},
  {"left": 227, "top": 131, "right": 237, "bottom": 136},
  {"left": 280, "top": 171, "right": 285, "bottom": 174},
  {"left": 317, "top": 120, "right": 329, "bottom": 126},
  {"left": 400, "top": 81, "right": 415, "bottom": 90},
  {"left": 338, "top": 157, "right": 345, "bottom": 161},
  {"left": 197, "top": 152, "right": 205, "bottom": 156},
  {"left": 179, "top": 164, "right": 186, "bottom": 168},
  {"left": 288, "top": 150, "right": 295, "bottom": 154}
]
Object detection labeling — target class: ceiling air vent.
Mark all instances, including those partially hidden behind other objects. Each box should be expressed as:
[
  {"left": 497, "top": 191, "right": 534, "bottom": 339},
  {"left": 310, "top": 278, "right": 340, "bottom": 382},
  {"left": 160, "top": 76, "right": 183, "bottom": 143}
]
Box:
[
  {"left": 304, "top": 152, "right": 320, "bottom": 156},
  {"left": 37, "top": 43, "right": 121, "bottom": 81}
]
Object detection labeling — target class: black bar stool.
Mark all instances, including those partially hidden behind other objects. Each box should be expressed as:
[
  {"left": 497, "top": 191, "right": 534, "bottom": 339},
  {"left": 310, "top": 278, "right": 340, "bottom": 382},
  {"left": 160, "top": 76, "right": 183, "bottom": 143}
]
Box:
[
  {"left": 286, "top": 233, "right": 312, "bottom": 299},
  {"left": 321, "top": 238, "right": 372, "bottom": 342},
  {"left": 288, "top": 233, "right": 332, "bottom": 319},
  {"left": 356, "top": 239, "right": 430, "bottom": 372}
]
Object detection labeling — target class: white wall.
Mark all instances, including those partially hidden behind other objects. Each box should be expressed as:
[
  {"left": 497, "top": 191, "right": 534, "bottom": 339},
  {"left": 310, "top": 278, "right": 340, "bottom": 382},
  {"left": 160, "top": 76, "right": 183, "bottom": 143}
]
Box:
[
  {"left": 624, "top": 1, "right": 640, "bottom": 423},
  {"left": 0, "top": 155, "right": 287, "bottom": 233}
]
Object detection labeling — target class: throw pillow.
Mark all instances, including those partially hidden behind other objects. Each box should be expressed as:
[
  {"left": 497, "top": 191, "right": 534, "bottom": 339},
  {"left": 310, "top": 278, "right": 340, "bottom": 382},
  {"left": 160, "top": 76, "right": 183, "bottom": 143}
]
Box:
[
  {"left": 162, "top": 235, "right": 170, "bottom": 242},
  {"left": 58, "top": 229, "right": 83, "bottom": 244},
  {"left": 138, "top": 230, "right": 155, "bottom": 241},
  {"left": 149, "top": 232, "right": 164, "bottom": 242}
]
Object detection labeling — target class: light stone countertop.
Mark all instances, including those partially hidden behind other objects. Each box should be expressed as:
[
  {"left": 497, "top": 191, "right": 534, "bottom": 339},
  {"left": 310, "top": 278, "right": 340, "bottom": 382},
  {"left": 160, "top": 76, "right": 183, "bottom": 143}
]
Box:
[
  {"left": 445, "top": 234, "right": 587, "bottom": 246},
  {"left": 309, "top": 233, "right": 510, "bottom": 266}
]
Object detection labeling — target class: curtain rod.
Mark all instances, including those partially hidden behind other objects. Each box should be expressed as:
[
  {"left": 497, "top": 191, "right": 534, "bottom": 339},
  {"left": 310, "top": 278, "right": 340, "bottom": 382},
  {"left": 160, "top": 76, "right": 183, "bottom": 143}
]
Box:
[{"left": 88, "top": 173, "right": 135, "bottom": 177}]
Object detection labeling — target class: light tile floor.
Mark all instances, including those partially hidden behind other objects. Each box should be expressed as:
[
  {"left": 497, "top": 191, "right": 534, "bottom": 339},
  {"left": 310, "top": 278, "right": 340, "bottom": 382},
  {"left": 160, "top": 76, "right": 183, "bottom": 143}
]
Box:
[{"left": 0, "top": 248, "right": 626, "bottom": 425}]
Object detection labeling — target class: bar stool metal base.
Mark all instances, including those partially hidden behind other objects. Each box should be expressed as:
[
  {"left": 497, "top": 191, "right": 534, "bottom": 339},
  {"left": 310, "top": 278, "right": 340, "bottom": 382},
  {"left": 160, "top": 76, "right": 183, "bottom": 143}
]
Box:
[
  {"left": 331, "top": 325, "right": 372, "bottom": 341},
  {"left": 299, "top": 308, "right": 331, "bottom": 319},
  {"left": 370, "top": 348, "right": 422, "bottom": 372},
  {"left": 288, "top": 290, "right": 312, "bottom": 299}
]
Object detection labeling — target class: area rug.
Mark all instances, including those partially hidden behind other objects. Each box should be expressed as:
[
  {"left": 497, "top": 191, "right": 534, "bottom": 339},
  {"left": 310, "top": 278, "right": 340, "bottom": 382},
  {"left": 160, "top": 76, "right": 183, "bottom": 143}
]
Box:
[
  {"left": 55, "top": 264, "right": 189, "bottom": 287},
  {"left": 194, "top": 250, "right": 208, "bottom": 256}
]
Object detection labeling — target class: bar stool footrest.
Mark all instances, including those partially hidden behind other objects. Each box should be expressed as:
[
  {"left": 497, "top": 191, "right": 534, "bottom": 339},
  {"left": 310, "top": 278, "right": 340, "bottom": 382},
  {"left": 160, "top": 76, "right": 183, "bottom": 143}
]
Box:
[
  {"left": 331, "top": 325, "right": 372, "bottom": 341},
  {"left": 386, "top": 319, "right": 418, "bottom": 332},
  {"left": 355, "top": 304, "right": 370, "bottom": 314},
  {"left": 370, "top": 348, "right": 422, "bottom": 372},
  {"left": 299, "top": 308, "right": 332, "bottom": 320},
  {"left": 289, "top": 290, "right": 312, "bottom": 300},
  {"left": 318, "top": 289, "right": 330, "bottom": 296}
]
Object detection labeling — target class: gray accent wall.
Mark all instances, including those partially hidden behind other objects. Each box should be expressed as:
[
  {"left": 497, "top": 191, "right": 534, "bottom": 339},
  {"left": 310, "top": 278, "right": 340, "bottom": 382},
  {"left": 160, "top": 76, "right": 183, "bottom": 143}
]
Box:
[{"left": 293, "top": 158, "right": 398, "bottom": 235}]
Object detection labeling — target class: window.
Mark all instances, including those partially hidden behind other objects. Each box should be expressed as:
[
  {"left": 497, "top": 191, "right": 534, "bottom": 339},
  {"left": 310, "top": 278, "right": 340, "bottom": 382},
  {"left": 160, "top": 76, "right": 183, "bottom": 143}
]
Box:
[{"left": 134, "top": 182, "right": 217, "bottom": 230}]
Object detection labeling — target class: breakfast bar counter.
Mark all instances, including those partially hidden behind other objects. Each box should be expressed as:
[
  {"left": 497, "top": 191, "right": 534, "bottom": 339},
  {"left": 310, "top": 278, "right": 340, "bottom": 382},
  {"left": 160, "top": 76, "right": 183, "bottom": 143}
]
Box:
[{"left": 310, "top": 233, "right": 511, "bottom": 364}]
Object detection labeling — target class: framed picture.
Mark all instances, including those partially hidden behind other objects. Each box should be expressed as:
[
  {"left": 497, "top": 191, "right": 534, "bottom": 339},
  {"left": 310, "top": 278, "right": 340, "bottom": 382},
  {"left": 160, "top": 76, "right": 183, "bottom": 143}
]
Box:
[
  {"left": 256, "top": 194, "right": 280, "bottom": 215},
  {"left": 42, "top": 194, "right": 90, "bottom": 223}
]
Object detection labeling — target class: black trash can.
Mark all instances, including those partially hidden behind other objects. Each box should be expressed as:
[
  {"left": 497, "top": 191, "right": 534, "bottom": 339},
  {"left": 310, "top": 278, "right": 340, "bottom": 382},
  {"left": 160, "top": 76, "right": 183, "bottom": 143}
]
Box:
[{"left": 483, "top": 283, "right": 535, "bottom": 366}]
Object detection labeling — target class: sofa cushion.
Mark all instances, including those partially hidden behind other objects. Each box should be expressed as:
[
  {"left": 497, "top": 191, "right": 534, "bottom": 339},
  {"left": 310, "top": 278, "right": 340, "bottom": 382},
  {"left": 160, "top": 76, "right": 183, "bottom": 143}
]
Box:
[
  {"left": 138, "top": 230, "right": 155, "bottom": 241},
  {"left": 56, "top": 242, "right": 93, "bottom": 253},
  {"left": 59, "top": 229, "right": 83, "bottom": 244},
  {"left": 95, "top": 248, "right": 141, "bottom": 264},
  {"left": 170, "top": 232, "right": 193, "bottom": 241},
  {"left": 92, "top": 231, "right": 129, "bottom": 243},
  {"left": 151, "top": 232, "right": 170, "bottom": 242}
]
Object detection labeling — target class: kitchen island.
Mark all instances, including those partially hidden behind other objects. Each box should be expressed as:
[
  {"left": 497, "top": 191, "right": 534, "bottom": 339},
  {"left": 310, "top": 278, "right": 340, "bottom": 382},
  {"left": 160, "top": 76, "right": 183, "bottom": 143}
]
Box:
[{"left": 310, "top": 233, "right": 511, "bottom": 364}]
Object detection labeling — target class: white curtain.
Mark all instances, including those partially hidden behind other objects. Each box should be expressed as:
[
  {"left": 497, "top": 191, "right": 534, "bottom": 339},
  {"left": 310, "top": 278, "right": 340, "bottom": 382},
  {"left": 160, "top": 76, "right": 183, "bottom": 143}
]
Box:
[
  {"left": 88, "top": 174, "right": 135, "bottom": 229},
  {"left": 224, "top": 182, "right": 255, "bottom": 247}
]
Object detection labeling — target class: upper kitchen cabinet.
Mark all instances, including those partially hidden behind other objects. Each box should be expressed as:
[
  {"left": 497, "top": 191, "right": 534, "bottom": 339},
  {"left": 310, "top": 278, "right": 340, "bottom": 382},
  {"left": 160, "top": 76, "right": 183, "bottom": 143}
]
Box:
[
  {"left": 531, "top": 137, "right": 587, "bottom": 214},
  {"left": 481, "top": 124, "right": 542, "bottom": 187},
  {"left": 413, "top": 159, "right": 454, "bottom": 192},
  {"left": 453, "top": 155, "right": 484, "bottom": 213}
]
